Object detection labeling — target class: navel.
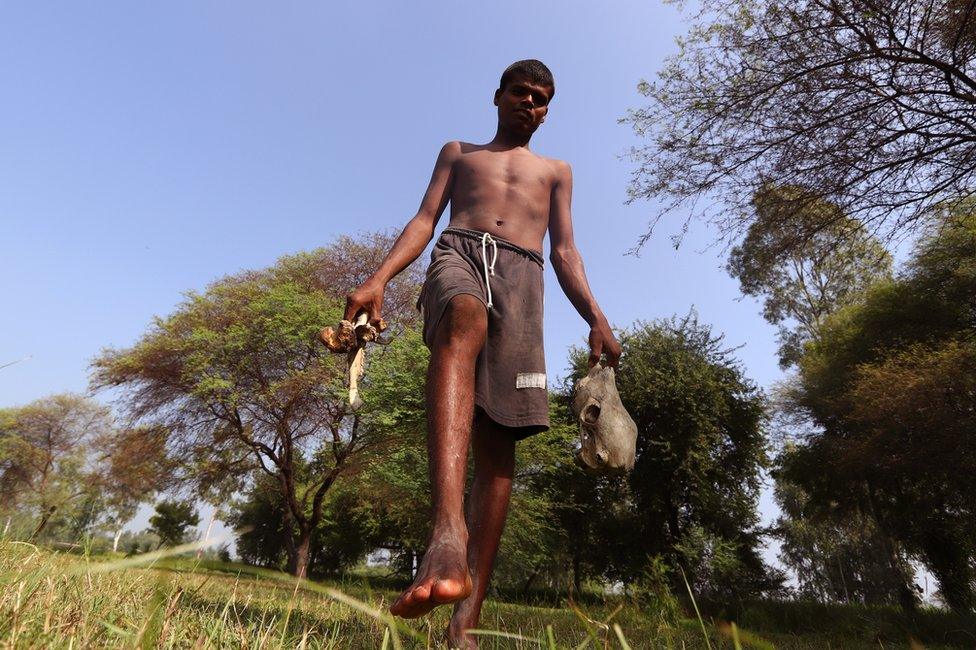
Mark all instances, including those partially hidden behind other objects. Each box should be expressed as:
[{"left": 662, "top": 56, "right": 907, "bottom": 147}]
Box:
[{"left": 496, "top": 220, "right": 504, "bottom": 226}]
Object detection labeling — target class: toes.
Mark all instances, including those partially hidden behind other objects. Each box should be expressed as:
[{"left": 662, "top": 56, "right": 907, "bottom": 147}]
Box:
[{"left": 391, "top": 580, "right": 437, "bottom": 618}]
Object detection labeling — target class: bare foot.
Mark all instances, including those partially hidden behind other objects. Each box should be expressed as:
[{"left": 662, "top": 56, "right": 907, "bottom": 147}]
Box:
[{"left": 390, "top": 534, "right": 472, "bottom": 618}]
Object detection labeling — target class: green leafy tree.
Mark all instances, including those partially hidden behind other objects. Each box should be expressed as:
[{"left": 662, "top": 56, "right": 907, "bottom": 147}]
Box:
[
  {"left": 0, "top": 394, "right": 133, "bottom": 540},
  {"left": 728, "top": 186, "right": 892, "bottom": 368},
  {"left": 230, "top": 470, "right": 382, "bottom": 575},
  {"left": 781, "top": 205, "right": 976, "bottom": 611},
  {"left": 771, "top": 469, "right": 916, "bottom": 604},
  {"left": 148, "top": 499, "right": 200, "bottom": 547},
  {"left": 725, "top": 186, "right": 900, "bottom": 602},
  {"left": 227, "top": 472, "right": 288, "bottom": 569},
  {"left": 560, "top": 315, "right": 781, "bottom": 600},
  {"left": 623, "top": 0, "right": 976, "bottom": 250},
  {"left": 91, "top": 232, "right": 423, "bottom": 577}
]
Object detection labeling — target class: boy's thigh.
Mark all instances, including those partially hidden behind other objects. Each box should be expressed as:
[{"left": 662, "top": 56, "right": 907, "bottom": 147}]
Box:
[{"left": 430, "top": 293, "right": 488, "bottom": 348}]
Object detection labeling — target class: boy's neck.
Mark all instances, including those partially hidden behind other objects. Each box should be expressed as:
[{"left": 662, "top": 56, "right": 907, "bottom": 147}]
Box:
[{"left": 490, "top": 126, "right": 533, "bottom": 149}]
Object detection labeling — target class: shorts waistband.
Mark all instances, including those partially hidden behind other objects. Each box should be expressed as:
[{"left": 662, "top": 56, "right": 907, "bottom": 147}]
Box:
[{"left": 441, "top": 226, "right": 545, "bottom": 267}]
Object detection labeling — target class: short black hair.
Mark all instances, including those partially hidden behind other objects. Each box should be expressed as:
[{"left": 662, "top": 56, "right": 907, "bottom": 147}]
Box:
[{"left": 499, "top": 60, "right": 555, "bottom": 99}]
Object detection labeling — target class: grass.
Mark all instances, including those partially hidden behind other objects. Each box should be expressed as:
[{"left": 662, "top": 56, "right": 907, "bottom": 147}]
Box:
[{"left": 0, "top": 541, "right": 973, "bottom": 648}]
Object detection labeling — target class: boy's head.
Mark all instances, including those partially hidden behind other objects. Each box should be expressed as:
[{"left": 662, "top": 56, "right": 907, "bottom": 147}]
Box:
[
  {"left": 494, "top": 60, "right": 554, "bottom": 134},
  {"left": 498, "top": 59, "right": 555, "bottom": 100}
]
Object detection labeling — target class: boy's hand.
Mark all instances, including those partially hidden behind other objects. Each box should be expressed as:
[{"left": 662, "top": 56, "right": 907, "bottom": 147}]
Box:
[
  {"left": 588, "top": 320, "right": 621, "bottom": 369},
  {"left": 344, "top": 278, "right": 386, "bottom": 330}
]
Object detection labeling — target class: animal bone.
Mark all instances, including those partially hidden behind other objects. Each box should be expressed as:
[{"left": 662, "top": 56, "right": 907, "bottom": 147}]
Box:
[
  {"left": 319, "top": 312, "right": 389, "bottom": 411},
  {"left": 319, "top": 319, "right": 357, "bottom": 353},
  {"left": 571, "top": 363, "right": 637, "bottom": 474},
  {"left": 346, "top": 312, "right": 369, "bottom": 411},
  {"left": 319, "top": 317, "right": 388, "bottom": 352}
]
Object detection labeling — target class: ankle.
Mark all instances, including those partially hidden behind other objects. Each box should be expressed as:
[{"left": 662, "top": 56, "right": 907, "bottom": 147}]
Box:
[
  {"left": 431, "top": 521, "right": 468, "bottom": 545},
  {"left": 450, "top": 602, "right": 480, "bottom": 629}
]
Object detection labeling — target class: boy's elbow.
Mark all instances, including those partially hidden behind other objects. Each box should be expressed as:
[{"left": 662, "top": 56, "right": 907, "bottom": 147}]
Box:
[
  {"left": 549, "top": 244, "right": 579, "bottom": 267},
  {"left": 409, "top": 212, "right": 438, "bottom": 237}
]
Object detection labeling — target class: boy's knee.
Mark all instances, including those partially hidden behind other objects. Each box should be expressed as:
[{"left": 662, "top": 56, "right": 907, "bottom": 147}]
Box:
[{"left": 436, "top": 294, "right": 487, "bottom": 346}]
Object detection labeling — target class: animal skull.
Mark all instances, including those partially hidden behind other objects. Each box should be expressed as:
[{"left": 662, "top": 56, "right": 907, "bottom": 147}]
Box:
[{"left": 572, "top": 363, "right": 637, "bottom": 474}]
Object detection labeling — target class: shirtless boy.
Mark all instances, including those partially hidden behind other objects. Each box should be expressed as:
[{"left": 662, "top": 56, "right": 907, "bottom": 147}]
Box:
[{"left": 342, "top": 59, "right": 621, "bottom": 648}]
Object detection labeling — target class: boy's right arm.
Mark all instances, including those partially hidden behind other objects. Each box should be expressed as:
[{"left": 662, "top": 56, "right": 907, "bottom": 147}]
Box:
[{"left": 343, "top": 141, "right": 460, "bottom": 326}]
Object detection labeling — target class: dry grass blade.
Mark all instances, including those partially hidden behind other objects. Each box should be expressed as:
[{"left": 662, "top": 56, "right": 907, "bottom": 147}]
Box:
[
  {"left": 612, "top": 623, "right": 632, "bottom": 650},
  {"left": 679, "top": 565, "right": 713, "bottom": 650},
  {"left": 465, "top": 628, "right": 543, "bottom": 644}
]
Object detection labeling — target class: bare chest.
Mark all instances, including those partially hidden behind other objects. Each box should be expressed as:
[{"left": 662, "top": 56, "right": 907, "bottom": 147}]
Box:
[{"left": 453, "top": 151, "right": 554, "bottom": 201}]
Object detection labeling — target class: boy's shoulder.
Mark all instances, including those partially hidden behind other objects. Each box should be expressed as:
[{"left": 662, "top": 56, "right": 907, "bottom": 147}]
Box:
[{"left": 438, "top": 141, "right": 570, "bottom": 179}]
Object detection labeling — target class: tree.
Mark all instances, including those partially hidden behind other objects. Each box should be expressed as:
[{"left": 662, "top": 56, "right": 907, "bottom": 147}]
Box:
[
  {"left": 229, "top": 470, "right": 382, "bottom": 575},
  {"left": 0, "top": 394, "right": 119, "bottom": 540},
  {"left": 148, "top": 499, "right": 200, "bottom": 547},
  {"left": 771, "top": 466, "right": 916, "bottom": 604},
  {"left": 623, "top": 0, "right": 976, "bottom": 250},
  {"left": 728, "top": 186, "right": 892, "bottom": 367},
  {"left": 780, "top": 206, "right": 976, "bottom": 611},
  {"left": 91, "top": 232, "right": 423, "bottom": 577},
  {"left": 227, "top": 472, "right": 289, "bottom": 569},
  {"left": 560, "top": 315, "right": 781, "bottom": 600}
]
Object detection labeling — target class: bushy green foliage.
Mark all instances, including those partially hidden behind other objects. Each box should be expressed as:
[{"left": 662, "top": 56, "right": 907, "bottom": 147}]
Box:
[
  {"left": 780, "top": 206, "right": 976, "bottom": 612},
  {"left": 557, "top": 314, "right": 781, "bottom": 600},
  {"left": 728, "top": 185, "right": 892, "bottom": 367},
  {"left": 148, "top": 499, "right": 200, "bottom": 548}
]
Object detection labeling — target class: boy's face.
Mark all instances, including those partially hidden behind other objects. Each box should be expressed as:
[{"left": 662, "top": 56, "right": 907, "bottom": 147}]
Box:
[{"left": 494, "top": 75, "right": 552, "bottom": 134}]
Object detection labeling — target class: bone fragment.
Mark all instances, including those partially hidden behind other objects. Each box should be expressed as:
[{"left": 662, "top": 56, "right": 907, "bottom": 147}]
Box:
[
  {"left": 320, "top": 312, "right": 390, "bottom": 410},
  {"left": 346, "top": 312, "right": 369, "bottom": 411},
  {"left": 320, "top": 319, "right": 357, "bottom": 353}
]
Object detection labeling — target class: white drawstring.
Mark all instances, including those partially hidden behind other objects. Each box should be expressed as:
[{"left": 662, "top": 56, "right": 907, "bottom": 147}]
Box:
[{"left": 480, "top": 232, "right": 498, "bottom": 310}]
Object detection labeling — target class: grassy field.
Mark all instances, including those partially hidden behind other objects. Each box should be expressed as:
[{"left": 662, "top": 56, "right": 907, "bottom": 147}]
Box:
[{"left": 1, "top": 542, "right": 973, "bottom": 649}]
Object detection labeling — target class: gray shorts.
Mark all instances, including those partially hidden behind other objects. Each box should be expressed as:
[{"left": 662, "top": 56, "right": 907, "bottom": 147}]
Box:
[{"left": 417, "top": 226, "right": 549, "bottom": 438}]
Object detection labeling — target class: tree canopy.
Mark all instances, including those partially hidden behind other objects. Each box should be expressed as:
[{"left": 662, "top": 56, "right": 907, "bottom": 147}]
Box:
[
  {"left": 779, "top": 207, "right": 976, "bottom": 611},
  {"left": 728, "top": 186, "right": 892, "bottom": 367},
  {"left": 91, "top": 232, "right": 424, "bottom": 576},
  {"left": 0, "top": 394, "right": 152, "bottom": 541},
  {"left": 149, "top": 499, "right": 200, "bottom": 548},
  {"left": 624, "top": 0, "right": 976, "bottom": 249}
]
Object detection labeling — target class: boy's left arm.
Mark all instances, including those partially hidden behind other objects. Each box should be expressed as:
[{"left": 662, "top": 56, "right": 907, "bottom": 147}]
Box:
[{"left": 548, "top": 160, "right": 622, "bottom": 368}]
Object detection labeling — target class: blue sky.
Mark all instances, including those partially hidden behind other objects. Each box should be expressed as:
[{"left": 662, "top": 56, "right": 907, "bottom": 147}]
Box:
[{"left": 1, "top": 2, "right": 788, "bottom": 554}]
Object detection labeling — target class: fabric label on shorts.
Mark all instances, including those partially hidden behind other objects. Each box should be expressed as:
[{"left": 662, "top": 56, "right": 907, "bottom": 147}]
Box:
[{"left": 516, "top": 372, "right": 547, "bottom": 390}]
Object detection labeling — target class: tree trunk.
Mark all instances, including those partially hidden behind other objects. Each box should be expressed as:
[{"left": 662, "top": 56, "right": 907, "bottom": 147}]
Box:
[
  {"left": 523, "top": 562, "right": 542, "bottom": 595},
  {"left": 919, "top": 526, "right": 975, "bottom": 613},
  {"left": 864, "top": 483, "right": 918, "bottom": 613},
  {"left": 113, "top": 528, "right": 124, "bottom": 553},
  {"left": 572, "top": 553, "right": 582, "bottom": 595},
  {"left": 30, "top": 505, "right": 57, "bottom": 540},
  {"left": 288, "top": 529, "right": 312, "bottom": 578}
]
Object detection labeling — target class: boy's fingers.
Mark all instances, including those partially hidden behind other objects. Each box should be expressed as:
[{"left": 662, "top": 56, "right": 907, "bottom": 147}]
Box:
[
  {"left": 368, "top": 306, "right": 382, "bottom": 329},
  {"left": 588, "top": 343, "right": 603, "bottom": 367},
  {"left": 343, "top": 295, "right": 360, "bottom": 322}
]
